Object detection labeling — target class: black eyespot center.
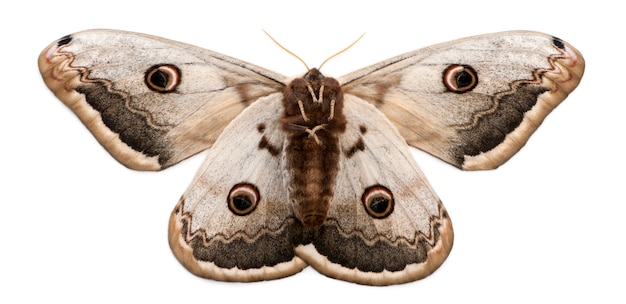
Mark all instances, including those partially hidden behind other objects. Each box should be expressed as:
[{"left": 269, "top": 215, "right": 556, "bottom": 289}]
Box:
[
  {"left": 362, "top": 185, "right": 394, "bottom": 219},
  {"left": 369, "top": 197, "right": 390, "bottom": 213},
  {"left": 443, "top": 64, "right": 478, "bottom": 93},
  {"left": 232, "top": 195, "right": 253, "bottom": 210},
  {"left": 150, "top": 70, "right": 169, "bottom": 88},
  {"left": 227, "top": 183, "right": 260, "bottom": 216},
  {"left": 145, "top": 64, "right": 180, "bottom": 93},
  {"left": 456, "top": 70, "right": 474, "bottom": 88}
]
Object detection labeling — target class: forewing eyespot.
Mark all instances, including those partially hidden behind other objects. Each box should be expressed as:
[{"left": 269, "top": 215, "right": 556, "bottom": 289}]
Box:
[
  {"left": 145, "top": 64, "right": 181, "bottom": 93},
  {"left": 443, "top": 64, "right": 478, "bottom": 93}
]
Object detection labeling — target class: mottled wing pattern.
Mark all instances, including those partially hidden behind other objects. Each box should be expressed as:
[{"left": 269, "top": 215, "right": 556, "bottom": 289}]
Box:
[
  {"left": 295, "top": 96, "right": 453, "bottom": 285},
  {"left": 339, "top": 31, "right": 584, "bottom": 170},
  {"left": 38, "top": 30, "right": 286, "bottom": 170},
  {"left": 168, "top": 93, "right": 308, "bottom": 281},
  {"left": 39, "top": 30, "right": 584, "bottom": 285}
]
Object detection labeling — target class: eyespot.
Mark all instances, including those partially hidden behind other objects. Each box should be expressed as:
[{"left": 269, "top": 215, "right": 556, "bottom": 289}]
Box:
[
  {"left": 552, "top": 37, "right": 566, "bottom": 50},
  {"left": 57, "top": 35, "right": 72, "bottom": 46},
  {"left": 361, "top": 185, "right": 394, "bottom": 219},
  {"left": 47, "top": 35, "right": 73, "bottom": 60},
  {"left": 144, "top": 64, "right": 181, "bottom": 93},
  {"left": 227, "top": 183, "right": 260, "bottom": 216},
  {"left": 443, "top": 64, "right": 478, "bottom": 93}
]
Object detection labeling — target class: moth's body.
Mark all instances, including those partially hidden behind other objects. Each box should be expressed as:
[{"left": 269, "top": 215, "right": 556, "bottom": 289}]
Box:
[
  {"left": 281, "top": 68, "right": 346, "bottom": 227},
  {"left": 38, "top": 29, "right": 584, "bottom": 285}
]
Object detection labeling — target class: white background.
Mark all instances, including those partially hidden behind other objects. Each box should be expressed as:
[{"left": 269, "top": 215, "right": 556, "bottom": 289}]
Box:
[{"left": 2, "top": 0, "right": 623, "bottom": 302}]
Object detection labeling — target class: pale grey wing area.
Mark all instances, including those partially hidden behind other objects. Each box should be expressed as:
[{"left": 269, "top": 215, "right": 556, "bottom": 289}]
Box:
[
  {"left": 168, "top": 93, "right": 308, "bottom": 282},
  {"left": 339, "top": 31, "right": 584, "bottom": 170},
  {"left": 39, "top": 29, "right": 287, "bottom": 170},
  {"left": 295, "top": 95, "right": 453, "bottom": 285}
]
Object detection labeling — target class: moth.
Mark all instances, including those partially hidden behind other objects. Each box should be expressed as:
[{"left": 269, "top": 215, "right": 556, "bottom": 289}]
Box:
[{"left": 38, "top": 30, "right": 584, "bottom": 285}]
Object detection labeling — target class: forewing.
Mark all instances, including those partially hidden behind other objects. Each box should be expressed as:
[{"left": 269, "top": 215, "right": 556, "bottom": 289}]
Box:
[
  {"left": 340, "top": 31, "right": 584, "bottom": 170},
  {"left": 39, "top": 29, "right": 286, "bottom": 170}
]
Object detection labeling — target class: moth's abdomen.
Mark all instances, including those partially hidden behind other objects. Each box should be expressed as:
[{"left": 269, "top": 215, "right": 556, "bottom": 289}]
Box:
[{"left": 284, "top": 131, "right": 340, "bottom": 227}]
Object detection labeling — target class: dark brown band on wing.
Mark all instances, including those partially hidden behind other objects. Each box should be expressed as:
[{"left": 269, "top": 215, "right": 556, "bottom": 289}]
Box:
[
  {"left": 74, "top": 82, "right": 172, "bottom": 165},
  {"left": 453, "top": 39, "right": 584, "bottom": 168},
  {"left": 453, "top": 83, "right": 548, "bottom": 162},
  {"left": 300, "top": 204, "right": 451, "bottom": 273},
  {"left": 170, "top": 198, "right": 299, "bottom": 270}
]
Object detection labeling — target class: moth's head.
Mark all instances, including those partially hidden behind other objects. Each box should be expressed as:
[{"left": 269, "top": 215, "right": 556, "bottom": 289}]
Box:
[
  {"left": 303, "top": 68, "right": 324, "bottom": 83},
  {"left": 303, "top": 68, "right": 342, "bottom": 91}
]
